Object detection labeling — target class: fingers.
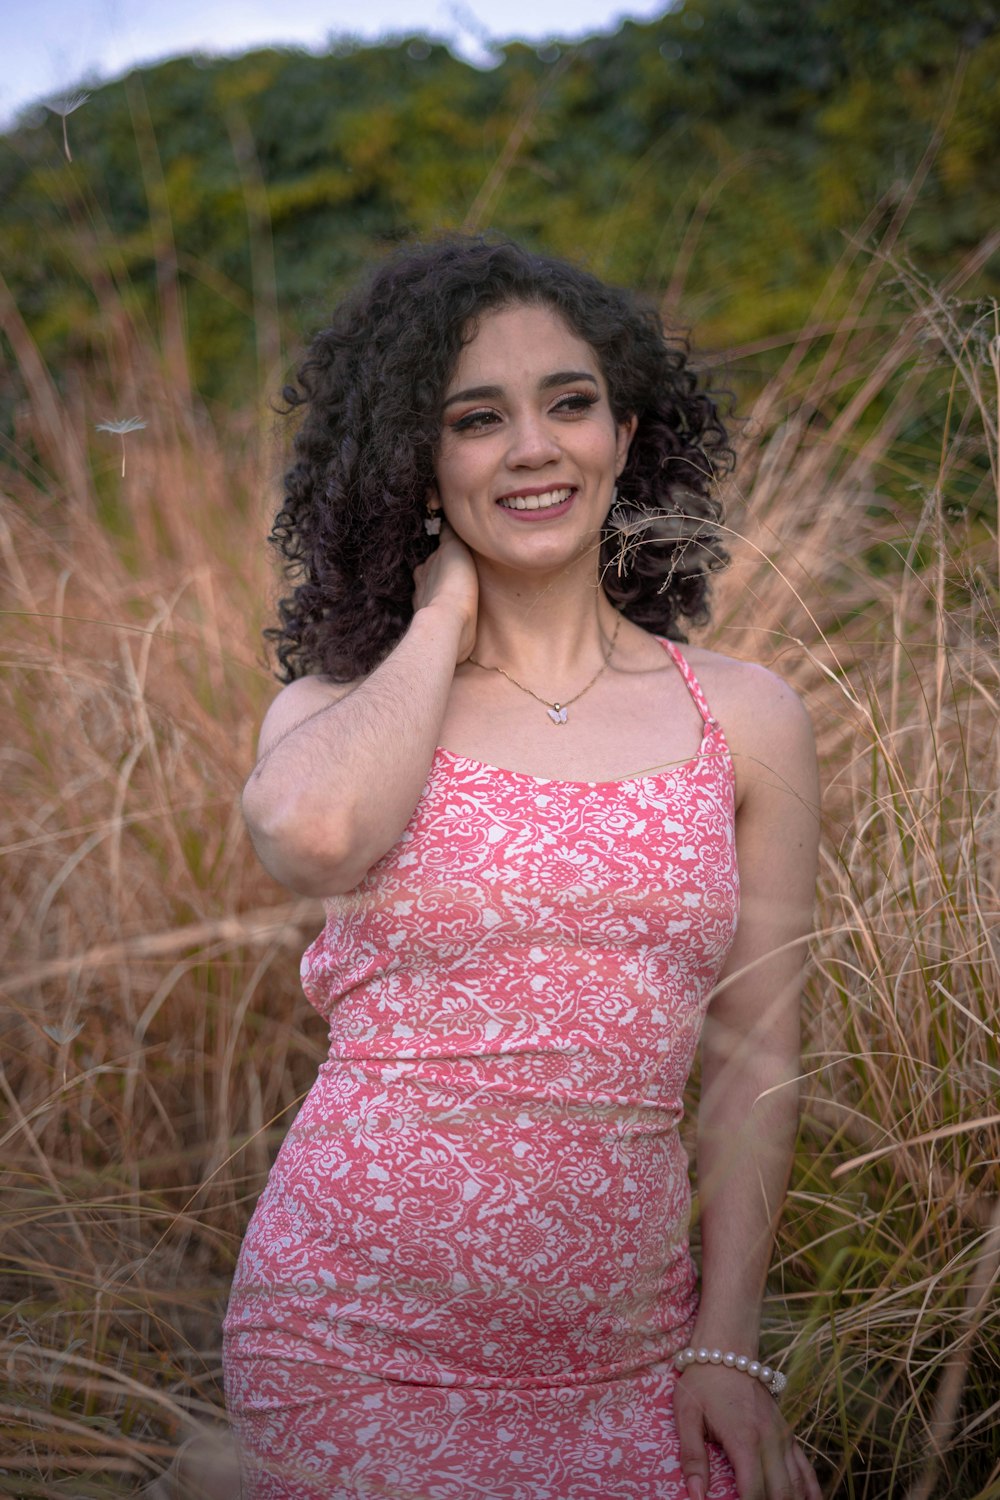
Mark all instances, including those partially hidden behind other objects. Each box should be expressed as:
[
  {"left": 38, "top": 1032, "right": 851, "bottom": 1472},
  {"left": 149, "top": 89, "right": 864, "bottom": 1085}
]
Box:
[
  {"left": 673, "top": 1388, "right": 710, "bottom": 1500},
  {"left": 674, "top": 1366, "right": 820, "bottom": 1500},
  {"left": 729, "top": 1430, "right": 815, "bottom": 1500},
  {"left": 755, "top": 1423, "right": 823, "bottom": 1500},
  {"left": 759, "top": 1423, "right": 797, "bottom": 1500},
  {"left": 412, "top": 523, "right": 480, "bottom": 658},
  {"left": 727, "top": 1444, "right": 766, "bottom": 1500},
  {"left": 754, "top": 1430, "right": 821, "bottom": 1500},
  {"left": 682, "top": 1464, "right": 709, "bottom": 1500},
  {"left": 784, "top": 1442, "right": 803, "bottom": 1496},
  {"left": 792, "top": 1440, "right": 823, "bottom": 1500}
]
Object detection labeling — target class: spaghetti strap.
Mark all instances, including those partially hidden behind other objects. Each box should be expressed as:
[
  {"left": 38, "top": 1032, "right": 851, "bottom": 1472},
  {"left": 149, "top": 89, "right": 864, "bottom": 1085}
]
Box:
[{"left": 658, "top": 638, "right": 719, "bottom": 730}]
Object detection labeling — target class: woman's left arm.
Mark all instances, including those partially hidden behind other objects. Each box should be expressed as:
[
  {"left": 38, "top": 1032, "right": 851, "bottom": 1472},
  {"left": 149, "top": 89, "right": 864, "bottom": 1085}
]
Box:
[{"left": 674, "top": 667, "right": 823, "bottom": 1500}]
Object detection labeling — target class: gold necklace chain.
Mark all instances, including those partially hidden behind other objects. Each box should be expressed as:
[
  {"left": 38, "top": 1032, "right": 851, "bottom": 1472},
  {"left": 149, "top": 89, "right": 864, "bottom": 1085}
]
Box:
[{"left": 466, "top": 613, "right": 622, "bottom": 725}]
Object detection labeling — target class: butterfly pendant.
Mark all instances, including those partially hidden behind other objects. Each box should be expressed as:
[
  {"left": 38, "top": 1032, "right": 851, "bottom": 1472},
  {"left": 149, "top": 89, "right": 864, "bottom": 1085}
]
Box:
[{"left": 547, "top": 705, "right": 569, "bottom": 725}]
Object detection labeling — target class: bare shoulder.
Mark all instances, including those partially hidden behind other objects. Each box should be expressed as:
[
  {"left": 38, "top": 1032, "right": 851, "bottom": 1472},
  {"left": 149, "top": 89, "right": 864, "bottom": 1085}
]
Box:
[
  {"left": 256, "top": 672, "right": 361, "bottom": 762},
  {"left": 679, "top": 643, "right": 816, "bottom": 793}
]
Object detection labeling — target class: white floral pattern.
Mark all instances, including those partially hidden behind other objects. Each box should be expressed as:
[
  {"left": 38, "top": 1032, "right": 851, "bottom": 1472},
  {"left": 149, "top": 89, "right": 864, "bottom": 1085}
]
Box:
[{"left": 224, "top": 642, "right": 741, "bottom": 1499}]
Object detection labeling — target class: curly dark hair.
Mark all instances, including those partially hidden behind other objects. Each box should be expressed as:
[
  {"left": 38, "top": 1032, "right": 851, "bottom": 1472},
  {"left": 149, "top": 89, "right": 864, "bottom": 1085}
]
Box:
[{"left": 266, "top": 234, "right": 733, "bottom": 682}]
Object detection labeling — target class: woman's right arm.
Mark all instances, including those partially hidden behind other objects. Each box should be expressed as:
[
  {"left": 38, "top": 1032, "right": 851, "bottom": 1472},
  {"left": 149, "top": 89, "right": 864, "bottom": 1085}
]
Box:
[{"left": 243, "top": 526, "right": 476, "bottom": 896}]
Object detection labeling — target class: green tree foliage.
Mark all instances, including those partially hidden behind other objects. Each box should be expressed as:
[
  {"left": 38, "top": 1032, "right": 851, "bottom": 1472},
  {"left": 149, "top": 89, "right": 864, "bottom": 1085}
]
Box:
[{"left": 0, "top": 0, "right": 996, "bottom": 402}]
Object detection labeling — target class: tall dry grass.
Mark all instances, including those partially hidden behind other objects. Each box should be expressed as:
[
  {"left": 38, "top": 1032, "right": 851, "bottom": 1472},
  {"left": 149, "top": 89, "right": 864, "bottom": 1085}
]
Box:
[
  {"left": 708, "top": 259, "right": 1000, "bottom": 1497},
  {"left": 1, "top": 222, "right": 998, "bottom": 1497},
  {"left": 1, "top": 266, "right": 326, "bottom": 1495}
]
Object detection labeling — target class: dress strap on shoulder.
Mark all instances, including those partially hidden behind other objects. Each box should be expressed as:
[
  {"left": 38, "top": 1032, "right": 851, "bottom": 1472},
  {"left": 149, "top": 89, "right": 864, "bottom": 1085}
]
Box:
[{"left": 657, "top": 638, "right": 719, "bottom": 730}]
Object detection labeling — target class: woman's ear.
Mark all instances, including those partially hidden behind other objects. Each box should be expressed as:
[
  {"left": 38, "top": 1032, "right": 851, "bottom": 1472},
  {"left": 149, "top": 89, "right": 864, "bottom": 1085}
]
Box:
[
  {"left": 424, "top": 487, "right": 443, "bottom": 536},
  {"left": 615, "top": 415, "right": 639, "bottom": 474}
]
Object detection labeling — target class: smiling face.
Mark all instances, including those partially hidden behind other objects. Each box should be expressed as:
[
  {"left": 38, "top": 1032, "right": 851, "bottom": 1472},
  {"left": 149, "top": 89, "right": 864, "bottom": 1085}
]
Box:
[{"left": 433, "top": 301, "right": 636, "bottom": 578}]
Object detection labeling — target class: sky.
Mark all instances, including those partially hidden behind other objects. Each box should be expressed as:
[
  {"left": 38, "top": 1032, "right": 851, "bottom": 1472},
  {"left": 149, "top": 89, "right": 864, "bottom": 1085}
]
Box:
[{"left": 0, "top": 0, "right": 672, "bottom": 129}]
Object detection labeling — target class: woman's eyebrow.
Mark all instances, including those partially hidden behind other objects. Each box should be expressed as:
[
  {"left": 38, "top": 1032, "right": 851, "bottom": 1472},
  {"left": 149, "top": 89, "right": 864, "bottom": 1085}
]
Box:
[{"left": 442, "top": 370, "right": 599, "bottom": 409}]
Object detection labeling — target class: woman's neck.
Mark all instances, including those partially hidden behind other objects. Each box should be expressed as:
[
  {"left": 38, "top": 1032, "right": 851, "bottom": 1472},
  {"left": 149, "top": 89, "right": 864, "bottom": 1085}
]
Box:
[{"left": 469, "top": 561, "right": 618, "bottom": 683}]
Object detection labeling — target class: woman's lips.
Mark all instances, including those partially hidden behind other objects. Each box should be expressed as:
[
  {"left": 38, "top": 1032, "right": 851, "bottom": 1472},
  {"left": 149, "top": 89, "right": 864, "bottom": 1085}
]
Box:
[{"left": 496, "top": 487, "right": 576, "bottom": 518}]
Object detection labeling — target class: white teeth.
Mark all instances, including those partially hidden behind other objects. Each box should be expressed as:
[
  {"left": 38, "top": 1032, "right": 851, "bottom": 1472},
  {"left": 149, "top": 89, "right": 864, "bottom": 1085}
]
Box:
[{"left": 499, "top": 489, "right": 573, "bottom": 511}]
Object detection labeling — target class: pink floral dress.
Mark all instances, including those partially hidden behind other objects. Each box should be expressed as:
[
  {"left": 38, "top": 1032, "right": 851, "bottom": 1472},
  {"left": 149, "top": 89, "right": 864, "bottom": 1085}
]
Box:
[{"left": 224, "top": 640, "right": 741, "bottom": 1498}]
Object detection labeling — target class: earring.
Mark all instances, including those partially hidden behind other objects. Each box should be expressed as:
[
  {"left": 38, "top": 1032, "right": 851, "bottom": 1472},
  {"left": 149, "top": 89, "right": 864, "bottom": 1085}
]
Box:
[{"left": 424, "top": 498, "right": 442, "bottom": 536}]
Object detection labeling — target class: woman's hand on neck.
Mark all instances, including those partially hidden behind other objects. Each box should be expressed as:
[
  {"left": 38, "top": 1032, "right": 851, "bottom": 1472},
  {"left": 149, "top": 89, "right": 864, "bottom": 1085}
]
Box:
[{"left": 412, "top": 522, "right": 480, "bottom": 665}]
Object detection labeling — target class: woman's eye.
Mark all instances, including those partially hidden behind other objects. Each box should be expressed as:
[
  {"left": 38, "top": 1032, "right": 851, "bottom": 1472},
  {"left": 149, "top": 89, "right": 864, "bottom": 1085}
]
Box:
[
  {"left": 450, "top": 408, "right": 500, "bottom": 433},
  {"left": 553, "top": 392, "right": 599, "bottom": 415}
]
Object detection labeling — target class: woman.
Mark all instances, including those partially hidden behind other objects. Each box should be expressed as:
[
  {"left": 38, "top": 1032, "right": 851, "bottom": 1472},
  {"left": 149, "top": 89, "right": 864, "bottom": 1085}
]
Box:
[{"left": 223, "top": 236, "right": 822, "bottom": 1500}]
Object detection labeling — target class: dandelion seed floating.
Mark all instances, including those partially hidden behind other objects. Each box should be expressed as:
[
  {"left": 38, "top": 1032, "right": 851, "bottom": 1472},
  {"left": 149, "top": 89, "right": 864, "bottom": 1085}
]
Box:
[
  {"left": 43, "top": 1022, "right": 84, "bottom": 1045},
  {"left": 95, "top": 416, "right": 147, "bottom": 476},
  {"left": 44, "top": 90, "right": 91, "bottom": 163}
]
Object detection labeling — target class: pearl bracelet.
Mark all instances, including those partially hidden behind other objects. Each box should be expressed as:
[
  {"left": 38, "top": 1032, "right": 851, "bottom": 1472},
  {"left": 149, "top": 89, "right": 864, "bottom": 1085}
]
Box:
[{"left": 673, "top": 1345, "right": 787, "bottom": 1397}]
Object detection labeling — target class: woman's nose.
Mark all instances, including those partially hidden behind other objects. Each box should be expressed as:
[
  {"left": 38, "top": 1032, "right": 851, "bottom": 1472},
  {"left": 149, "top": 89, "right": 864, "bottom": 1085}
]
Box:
[{"left": 506, "top": 414, "right": 561, "bottom": 466}]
